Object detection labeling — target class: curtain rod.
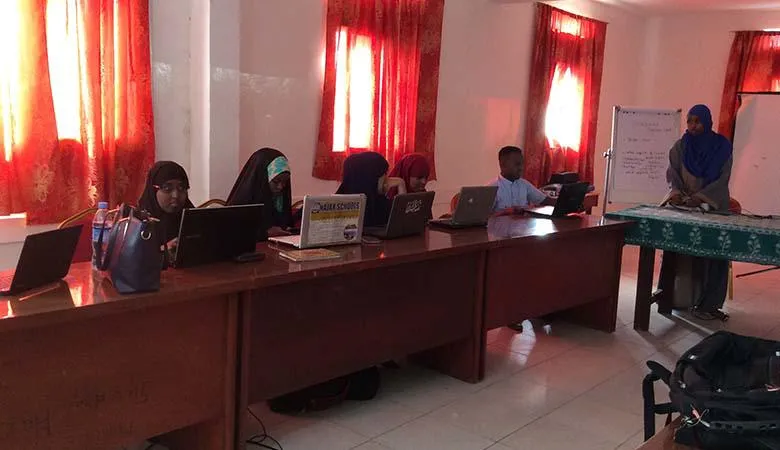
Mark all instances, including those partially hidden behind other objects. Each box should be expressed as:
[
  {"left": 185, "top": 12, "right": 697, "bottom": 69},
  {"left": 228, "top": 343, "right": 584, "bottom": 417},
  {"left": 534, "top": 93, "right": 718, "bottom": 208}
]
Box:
[{"left": 737, "top": 91, "right": 780, "bottom": 95}]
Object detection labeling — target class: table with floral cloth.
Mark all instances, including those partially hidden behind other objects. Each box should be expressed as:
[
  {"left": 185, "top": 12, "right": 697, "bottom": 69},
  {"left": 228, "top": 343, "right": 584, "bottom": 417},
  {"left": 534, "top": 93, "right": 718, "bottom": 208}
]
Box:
[{"left": 605, "top": 205, "right": 780, "bottom": 330}]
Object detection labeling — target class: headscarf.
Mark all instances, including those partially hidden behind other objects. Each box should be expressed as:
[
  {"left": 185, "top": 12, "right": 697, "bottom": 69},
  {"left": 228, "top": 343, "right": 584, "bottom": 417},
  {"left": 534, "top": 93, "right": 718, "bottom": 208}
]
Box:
[
  {"left": 387, "top": 153, "right": 431, "bottom": 199},
  {"left": 227, "top": 148, "right": 293, "bottom": 230},
  {"left": 337, "top": 152, "right": 391, "bottom": 227},
  {"left": 138, "top": 161, "right": 195, "bottom": 243},
  {"left": 682, "top": 104, "right": 733, "bottom": 186}
]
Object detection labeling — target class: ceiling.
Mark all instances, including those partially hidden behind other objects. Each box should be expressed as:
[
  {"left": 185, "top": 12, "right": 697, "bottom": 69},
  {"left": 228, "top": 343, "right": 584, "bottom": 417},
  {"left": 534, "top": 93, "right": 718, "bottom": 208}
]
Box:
[{"left": 601, "top": 0, "right": 780, "bottom": 12}]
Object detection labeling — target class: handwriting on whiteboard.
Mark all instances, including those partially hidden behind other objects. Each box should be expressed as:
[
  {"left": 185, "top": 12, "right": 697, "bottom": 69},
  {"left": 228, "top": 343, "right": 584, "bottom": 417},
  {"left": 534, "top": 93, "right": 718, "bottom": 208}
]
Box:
[{"left": 612, "top": 109, "right": 681, "bottom": 198}]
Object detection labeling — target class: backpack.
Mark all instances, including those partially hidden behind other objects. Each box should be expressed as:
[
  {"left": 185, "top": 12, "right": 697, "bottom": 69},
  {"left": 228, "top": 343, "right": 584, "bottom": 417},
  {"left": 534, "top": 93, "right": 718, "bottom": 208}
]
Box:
[
  {"left": 668, "top": 331, "right": 780, "bottom": 449},
  {"left": 268, "top": 367, "right": 380, "bottom": 414}
]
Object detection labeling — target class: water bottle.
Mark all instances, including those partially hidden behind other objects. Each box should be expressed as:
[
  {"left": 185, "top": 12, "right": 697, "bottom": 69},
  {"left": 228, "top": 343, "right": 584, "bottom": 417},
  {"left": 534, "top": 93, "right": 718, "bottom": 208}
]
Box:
[{"left": 92, "top": 202, "right": 111, "bottom": 269}]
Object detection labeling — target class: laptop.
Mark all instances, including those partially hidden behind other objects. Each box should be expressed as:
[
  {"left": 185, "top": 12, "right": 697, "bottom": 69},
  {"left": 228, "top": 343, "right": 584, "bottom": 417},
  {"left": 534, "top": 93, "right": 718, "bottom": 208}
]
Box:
[
  {"left": 364, "top": 191, "right": 435, "bottom": 239},
  {"left": 269, "top": 194, "right": 366, "bottom": 249},
  {"left": 525, "top": 182, "right": 589, "bottom": 218},
  {"left": 174, "top": 204, "right": 262, "bottom": 268},
  {"left": 429, "top": 186, "right": 498, "bottom": 229},
  {"left": 0, "top": 225, "right": 83, "bottom": 296}
]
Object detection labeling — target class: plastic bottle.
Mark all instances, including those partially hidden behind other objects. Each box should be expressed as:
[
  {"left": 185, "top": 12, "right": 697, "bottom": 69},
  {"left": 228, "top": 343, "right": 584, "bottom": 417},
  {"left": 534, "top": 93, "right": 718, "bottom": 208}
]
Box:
[{"left": 92, "top": 202, "right": 111, "bottom": 269}]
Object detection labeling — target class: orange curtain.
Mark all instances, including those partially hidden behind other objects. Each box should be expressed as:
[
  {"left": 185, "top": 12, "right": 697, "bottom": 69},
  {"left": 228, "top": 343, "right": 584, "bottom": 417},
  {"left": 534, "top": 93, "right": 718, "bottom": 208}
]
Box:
[
  {"left": 718, "top": 31, "right": 780, "bottom": 142},
  {"left": 523, "top": 4, "right": 607, "bottom": 187},
  {"left": 0, "top": 0, "right": 154, "bottom": 224},
  {"left": 313, "top": 0, "right": 443, "bottom": 180}
]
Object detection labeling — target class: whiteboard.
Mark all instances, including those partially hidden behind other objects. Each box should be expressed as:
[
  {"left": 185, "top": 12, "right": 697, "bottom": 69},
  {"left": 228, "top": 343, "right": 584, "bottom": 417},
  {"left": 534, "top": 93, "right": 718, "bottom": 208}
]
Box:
[
  {"left": 606, "top": 107, "right": 682, "bottom": 205},
  {"left": 731, "top": 94, "right": 780, "bottom": 215}
]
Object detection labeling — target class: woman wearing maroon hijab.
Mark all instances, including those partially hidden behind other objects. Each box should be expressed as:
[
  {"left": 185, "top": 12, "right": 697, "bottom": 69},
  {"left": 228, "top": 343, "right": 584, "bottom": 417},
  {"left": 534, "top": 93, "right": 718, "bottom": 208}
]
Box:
[{"left": 387, "top": 154, "right": 431, "bottom": 200}]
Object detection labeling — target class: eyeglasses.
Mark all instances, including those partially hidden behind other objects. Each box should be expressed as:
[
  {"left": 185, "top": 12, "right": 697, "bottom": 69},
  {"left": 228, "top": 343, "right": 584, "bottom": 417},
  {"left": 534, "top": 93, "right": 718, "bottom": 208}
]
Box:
[{"left": 154, "top": 184, "right": 189, "bottom": 194}]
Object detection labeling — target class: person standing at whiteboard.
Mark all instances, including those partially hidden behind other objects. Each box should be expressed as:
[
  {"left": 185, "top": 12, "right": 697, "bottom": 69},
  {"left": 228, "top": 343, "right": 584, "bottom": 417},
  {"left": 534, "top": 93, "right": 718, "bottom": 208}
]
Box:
[
  {"left": 664, "top": 104, "right": 733, "bottom": 321},
  {"left": 490, "top": 146, "right": 555, "bottom": 215}
]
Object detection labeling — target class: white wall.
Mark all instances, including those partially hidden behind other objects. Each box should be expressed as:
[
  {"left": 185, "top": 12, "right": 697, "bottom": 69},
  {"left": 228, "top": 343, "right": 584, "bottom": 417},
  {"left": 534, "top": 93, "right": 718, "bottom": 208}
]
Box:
[
  {"left": 230, "top": 0, "right": 646, "bottom": 210},
  {"left": 638, "top": 10, "right": 780, "bottom": 130}
]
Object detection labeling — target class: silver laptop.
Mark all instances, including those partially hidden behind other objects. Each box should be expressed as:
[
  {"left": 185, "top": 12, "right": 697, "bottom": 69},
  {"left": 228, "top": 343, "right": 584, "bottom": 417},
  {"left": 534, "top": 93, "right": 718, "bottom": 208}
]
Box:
[
  {"left": 364, "top": 191, "right": 435, "bottom": 239},
  {"left": 269, "top": 194, "right": 366, "bottom": 249},
  {"left": 429, "top": 186, "right": 498, "bottom": 229}
]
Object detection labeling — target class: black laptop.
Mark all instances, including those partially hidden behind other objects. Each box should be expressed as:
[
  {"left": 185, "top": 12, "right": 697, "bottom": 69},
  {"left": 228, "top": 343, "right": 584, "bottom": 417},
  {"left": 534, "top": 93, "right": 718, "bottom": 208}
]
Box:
[
  {"left": 525, "top": 182, "right": 589, "bottom": 218},
  {"left": 364, "top": 191, "right": 435, "bottom": 239},
  {"left": 429, "top": 186, "right": 498, "bottom": 229},
  {"left": 0, "top": 225, "right": 83, "bottom": 296},
  {"left": 174, "top": 204, "right": 262, "bottom": 268}
]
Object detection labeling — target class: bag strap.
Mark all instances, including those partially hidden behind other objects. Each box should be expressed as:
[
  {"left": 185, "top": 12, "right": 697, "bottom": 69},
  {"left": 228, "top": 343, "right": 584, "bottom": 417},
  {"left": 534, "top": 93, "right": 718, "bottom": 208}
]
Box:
[{"left": 96, "top": 204, "right": 135, "bottom": 271}]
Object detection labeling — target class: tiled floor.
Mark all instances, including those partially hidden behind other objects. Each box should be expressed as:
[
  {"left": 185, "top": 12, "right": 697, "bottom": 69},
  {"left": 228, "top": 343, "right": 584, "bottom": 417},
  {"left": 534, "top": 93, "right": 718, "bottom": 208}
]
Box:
[{"left": 138, "top": 247, "right": 780, "bottom": 450}]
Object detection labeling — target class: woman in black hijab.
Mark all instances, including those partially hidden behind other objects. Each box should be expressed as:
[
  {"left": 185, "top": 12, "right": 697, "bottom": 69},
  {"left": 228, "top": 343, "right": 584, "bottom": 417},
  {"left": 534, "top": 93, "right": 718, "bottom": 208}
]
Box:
[
  {"left": 337, "top": 152, "right": 405, "bottom": 227},
  {"left": 227, "top": 148, "right": 293, "bottom": 237},
  {"left": 138, "top": 161, "right": 195, "bottom": 255}
]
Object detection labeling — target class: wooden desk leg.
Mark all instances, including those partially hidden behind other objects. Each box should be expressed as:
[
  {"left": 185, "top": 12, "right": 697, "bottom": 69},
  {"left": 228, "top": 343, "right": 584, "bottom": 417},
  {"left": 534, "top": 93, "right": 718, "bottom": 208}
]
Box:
[
  {"left": 412, "top": 251, "right": 486, "bottom": 383},
  {"left": 656, "top": 252, "right": 676, "bottom": 315},
  {"left": 634, "top": 246, "right": 656, "bottom": 331}
]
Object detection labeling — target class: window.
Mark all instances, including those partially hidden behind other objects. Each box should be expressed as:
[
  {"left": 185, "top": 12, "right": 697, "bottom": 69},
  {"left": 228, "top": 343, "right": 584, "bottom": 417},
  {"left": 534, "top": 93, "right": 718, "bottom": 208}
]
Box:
[
  {"left": 313, "top": 0, "right": 444, "bottom": 181},
  {"left": 0, "top": 0, "right": 154, "bottom": 224},
  {"left": 333, "top": 28, "right": 376, "bottom": 153},
  {"left": 544, "top": 65, "right": 584, "bottom": 152}
]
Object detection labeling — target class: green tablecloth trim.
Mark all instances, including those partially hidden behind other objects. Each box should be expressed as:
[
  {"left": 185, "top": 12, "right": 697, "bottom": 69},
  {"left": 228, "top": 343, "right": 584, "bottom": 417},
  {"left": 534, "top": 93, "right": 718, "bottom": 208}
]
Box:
[{"left": 606, "top": 205, "right": 780, "bottom": 266}]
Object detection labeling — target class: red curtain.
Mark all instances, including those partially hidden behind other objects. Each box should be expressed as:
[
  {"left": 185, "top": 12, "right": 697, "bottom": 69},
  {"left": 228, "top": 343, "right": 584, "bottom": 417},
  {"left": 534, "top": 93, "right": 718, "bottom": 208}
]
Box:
[
  {"left": 0, "top": 0, "right": 154, "bottom": 224},
  {"left": 523, "top": 4, "right": 607, "bottom": 187},
  {"left": 718, "top": 31, "right": 780, "bottom": 142},
  {"left": 313, "top": 0, "right": 443, "bottom": 180}
]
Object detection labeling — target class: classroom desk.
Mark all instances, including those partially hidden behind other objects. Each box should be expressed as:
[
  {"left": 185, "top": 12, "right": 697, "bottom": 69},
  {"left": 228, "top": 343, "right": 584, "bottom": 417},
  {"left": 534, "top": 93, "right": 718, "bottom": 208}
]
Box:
[
  {"left": 483, "top": 216, "right": 628, "bottom": 334},
  {"left": 637, "top": 419, "right": 695, "bottom": 450},
  {"left": 0, "top": 215, "right": 629, "bottom": 450},
  {"left": 606, "top": 206, "right": 780, "bottom": 331},
  {"left": 0, "top": 266, "right": 244, "bottom": 450}
]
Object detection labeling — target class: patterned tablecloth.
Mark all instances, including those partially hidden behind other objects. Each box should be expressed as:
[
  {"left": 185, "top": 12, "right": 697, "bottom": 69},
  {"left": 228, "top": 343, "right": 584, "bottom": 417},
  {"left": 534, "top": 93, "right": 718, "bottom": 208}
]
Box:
[{"left": 606, "top": 206, "right": 780, "bottom": 266}]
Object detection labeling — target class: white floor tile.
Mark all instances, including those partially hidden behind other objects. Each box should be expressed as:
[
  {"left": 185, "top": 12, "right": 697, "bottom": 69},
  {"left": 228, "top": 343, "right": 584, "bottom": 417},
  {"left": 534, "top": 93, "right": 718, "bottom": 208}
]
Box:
[
  {"left": 501, "top": 415, "right": 621, "bottom": 450},
  {"left": 312, "top": 398, "right": 422, "bottom": 438},
  {"left": 376, "top": 416, "right": 495, "bottom": 450},
  {"left": 269, "top": 417, "right": 368, "bottom": 450},
  {"left": 429, "top": 374, "right": 573, "bottom": 440},
  {"left": 539, "top": 395, "right": 643, "bottom": 444},
  {"left": 519, "top": 346, "right": 634, "bottom": 396},
  {"left": 352, "top": 442, "right": 395, "bottom": 450}
]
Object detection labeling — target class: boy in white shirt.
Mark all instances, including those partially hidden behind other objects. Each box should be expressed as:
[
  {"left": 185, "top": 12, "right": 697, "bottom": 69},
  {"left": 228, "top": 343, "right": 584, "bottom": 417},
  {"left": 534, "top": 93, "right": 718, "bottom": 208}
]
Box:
[{"left": 489, "top": 146, "right": 554, "bottom": 214}]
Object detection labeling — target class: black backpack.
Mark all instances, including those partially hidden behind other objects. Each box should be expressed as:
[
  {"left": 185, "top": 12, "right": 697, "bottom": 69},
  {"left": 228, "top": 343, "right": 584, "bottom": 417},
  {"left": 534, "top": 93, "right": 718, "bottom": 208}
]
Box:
[
  {"left": 667, "top": 331, "right": 780, "bottom": 449},
  {"left": 268, "top": 367, "right": 380, "bottom": 414}
]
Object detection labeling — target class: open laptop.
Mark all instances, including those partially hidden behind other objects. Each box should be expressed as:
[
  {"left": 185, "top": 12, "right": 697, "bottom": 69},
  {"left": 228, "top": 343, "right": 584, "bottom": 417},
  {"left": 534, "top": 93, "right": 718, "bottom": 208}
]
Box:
[
  {"left": 174, "top": 204, "right": 262, "bottom": 268},
  {"left": 525, "top": 182, "right": 589, "bottom": 218},
  {"left": 0, "top": 225, "right": 83, "bottom": 296},
  {"left": 364, "top": 191, "right": 435, "bottom": 239},
  {"left": 429, "top": 186, "right": 498, "bottom": 229},
  {"left": 269, "top": 194, "right": 366, "bottom": 249}
]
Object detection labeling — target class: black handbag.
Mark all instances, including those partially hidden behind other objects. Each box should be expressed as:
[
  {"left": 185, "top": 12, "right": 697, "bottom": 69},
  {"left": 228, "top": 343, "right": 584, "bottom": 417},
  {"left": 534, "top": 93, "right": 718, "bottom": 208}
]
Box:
[{"left": 97, "top": 205, "right": 163, "bottom": 294}]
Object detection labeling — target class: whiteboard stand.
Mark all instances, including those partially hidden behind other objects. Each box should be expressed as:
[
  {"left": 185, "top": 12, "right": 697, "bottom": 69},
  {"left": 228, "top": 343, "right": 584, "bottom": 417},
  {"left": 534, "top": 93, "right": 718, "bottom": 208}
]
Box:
[
  {"left": 601, "top": 148, "right": 613, "bottom": 217},
  {"left": 603, "top": 106, "right": 682, "bottom": 212}
]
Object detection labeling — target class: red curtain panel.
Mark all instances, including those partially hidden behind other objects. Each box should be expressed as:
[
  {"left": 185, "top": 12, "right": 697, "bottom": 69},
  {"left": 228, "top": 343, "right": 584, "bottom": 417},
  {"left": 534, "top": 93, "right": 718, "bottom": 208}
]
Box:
[
  {"left": 523, "top": 4, "right": 607, "bottom": 187},
  {"left": 718, "top": 31, "right": 780, "bottom": 142},
  {"left": 313, "top": 0, "right": 443, "bottom": 181},
  {"left": 0, "top": 0, "right": 154, "bottom": 224}
]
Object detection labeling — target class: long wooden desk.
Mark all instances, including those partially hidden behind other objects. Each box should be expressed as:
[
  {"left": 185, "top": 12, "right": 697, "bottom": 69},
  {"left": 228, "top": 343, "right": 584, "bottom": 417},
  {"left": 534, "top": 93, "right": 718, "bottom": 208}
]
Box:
[
  {"left": 606, "top": 206, "right": 780, "bottom": 331},
  {"left": 0, "top": 215, "right": 629, "bottom": 450},
  {"left": 0, "top": 267, "right": 243, "bottom": 450},
  {"left": 637, "top": 419, "right": 695, "bottom": 450}
]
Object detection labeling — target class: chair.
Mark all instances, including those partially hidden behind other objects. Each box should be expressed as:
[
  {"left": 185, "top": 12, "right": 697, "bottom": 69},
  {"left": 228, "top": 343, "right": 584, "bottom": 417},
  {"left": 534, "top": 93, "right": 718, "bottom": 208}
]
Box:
[
  {"left": 727, "top": 198, "right": 742, "bottom": 301},
  {"left": 59, "top": 207, "right": 98, "bottom": 264},
  {"left": 450, "top": 193, "right": 460, "bottom": 214},
  {"left": 198, "top": 199, "right": 226, "bottom": 208}
]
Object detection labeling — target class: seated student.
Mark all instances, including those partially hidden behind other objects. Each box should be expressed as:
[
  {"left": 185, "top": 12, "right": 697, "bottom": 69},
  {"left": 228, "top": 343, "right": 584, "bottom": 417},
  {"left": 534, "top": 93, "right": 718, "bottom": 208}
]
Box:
[
  {"left": 387, "top": 153, "right": 431, "bottom": 199},
  {"left": 337, "top": 152, "right": 405, "bottom": 227},
  {"left": 227, "top": 148, "right": 293, "bottom": 238},
  {"left": 138, "top": 161, "right": 195, "bottom": 261},
  {"left": 490, "top": 146, "right": 554, "bottom": 215}
]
